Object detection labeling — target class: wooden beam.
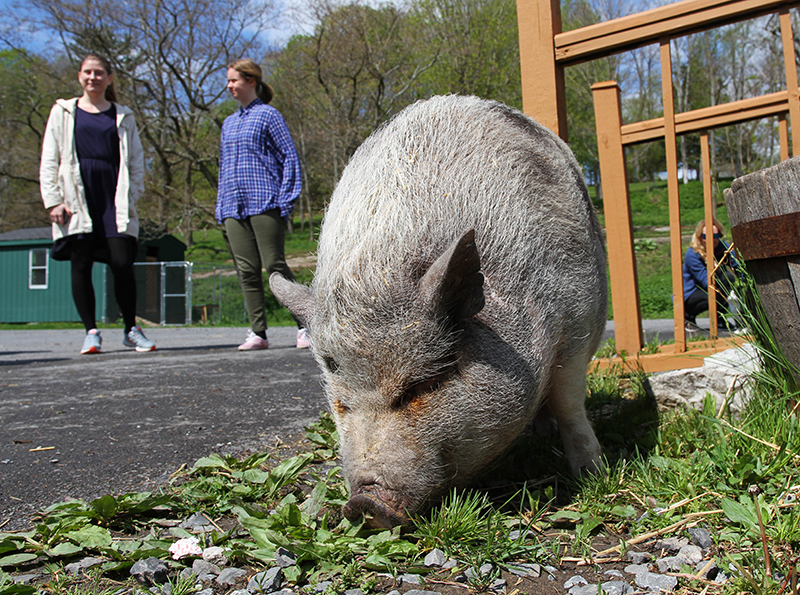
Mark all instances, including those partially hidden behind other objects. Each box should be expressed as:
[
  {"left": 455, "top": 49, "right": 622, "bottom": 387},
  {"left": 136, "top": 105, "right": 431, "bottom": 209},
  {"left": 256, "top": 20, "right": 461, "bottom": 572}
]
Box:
[
  {"left": 702, "top": 132, "right": 719, "bottom": 337},
  {"left": 555, "top": 0, "right": 800, "bottom": 65},
  {"left": 592, "top": 81, "right": 643, "bottom": 355},
  {"left": 780, "top": 113, "right": 791, "bottom": 160},
  {"left": 780, "top": 7, "right": 800, "bottom": 156},
  {"left": 620, "top": 92, "right": 790, "bottom": 145},
  {"left": 661, "top": 40, "right": 687, "bottom": 352},
  {"left": 591, "top": 336, "right": 749, "bottom": 373},
  {"left": 516, "top": 0, "right": 567, "bottom": 138}
]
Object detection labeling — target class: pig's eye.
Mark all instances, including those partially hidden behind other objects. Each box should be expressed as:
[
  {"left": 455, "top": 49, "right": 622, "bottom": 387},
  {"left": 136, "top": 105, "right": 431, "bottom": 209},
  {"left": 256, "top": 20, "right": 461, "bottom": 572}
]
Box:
[
  {"left": 394, "top": 375, "right": 445, "bottom": 411},
  {"left": 323, "top": 356, "right": 339, "bottom": 374}
]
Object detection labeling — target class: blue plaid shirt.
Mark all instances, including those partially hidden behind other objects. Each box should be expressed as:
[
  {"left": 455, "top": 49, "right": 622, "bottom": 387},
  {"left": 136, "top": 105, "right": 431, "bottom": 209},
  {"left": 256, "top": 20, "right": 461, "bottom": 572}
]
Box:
[{"left": 216, "top": 99, "right": 302, "bottom": 222}]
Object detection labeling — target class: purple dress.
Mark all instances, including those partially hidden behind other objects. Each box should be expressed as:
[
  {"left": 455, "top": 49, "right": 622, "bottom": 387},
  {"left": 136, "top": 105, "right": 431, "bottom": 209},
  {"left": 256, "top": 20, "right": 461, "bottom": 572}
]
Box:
[{"left": 75, "top": 105, "right": 122, "bottom": 238}]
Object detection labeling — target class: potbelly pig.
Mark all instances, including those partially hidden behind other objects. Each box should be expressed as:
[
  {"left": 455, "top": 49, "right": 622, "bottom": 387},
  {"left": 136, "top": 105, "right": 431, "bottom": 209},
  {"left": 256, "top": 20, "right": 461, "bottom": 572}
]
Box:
[{"left": 270, "top": 95, "right": 608, "bottom": 528}]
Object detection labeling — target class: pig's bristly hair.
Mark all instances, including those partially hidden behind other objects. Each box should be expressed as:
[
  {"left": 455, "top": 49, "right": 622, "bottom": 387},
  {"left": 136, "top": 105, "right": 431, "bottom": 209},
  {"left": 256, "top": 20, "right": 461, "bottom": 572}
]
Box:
[
  {"left": 315, "top": 95, "right": 606, "bottom": 358},
  {"left": 308, "top": 94, "right": 608, "bottom": 521}
]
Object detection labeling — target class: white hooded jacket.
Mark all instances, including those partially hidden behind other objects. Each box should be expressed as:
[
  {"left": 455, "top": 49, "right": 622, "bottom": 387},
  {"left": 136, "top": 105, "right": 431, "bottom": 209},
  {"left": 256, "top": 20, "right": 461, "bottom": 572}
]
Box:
[{"left": 40, "top": 98, "right": 145, "bottom": 240}]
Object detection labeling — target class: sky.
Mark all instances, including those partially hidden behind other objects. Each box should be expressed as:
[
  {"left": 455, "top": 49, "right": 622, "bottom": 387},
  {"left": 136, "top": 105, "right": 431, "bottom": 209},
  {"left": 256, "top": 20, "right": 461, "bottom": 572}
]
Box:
[{"left": 0, "top": 0, "right": 310, "bottom": 54}]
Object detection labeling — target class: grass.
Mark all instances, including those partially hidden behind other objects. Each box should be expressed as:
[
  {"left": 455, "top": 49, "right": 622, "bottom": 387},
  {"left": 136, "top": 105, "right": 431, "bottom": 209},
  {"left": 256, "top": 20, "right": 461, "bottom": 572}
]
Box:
[
  {"left": 5, "top": 182, "right": 793, "bottom": 593},
  {"left": 0, "top": 180, "right": 727, "bottom": 330},
  {"left": 3, "top": 267, "right": 800, "bottom": 594},
  {"left": 591, "top": 178, "right": 733, "bottom": 234}
]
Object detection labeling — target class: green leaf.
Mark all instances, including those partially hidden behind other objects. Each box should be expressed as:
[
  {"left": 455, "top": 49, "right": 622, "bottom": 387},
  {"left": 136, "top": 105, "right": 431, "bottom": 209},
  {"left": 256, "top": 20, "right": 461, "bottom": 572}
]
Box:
[
  {"left": 282, "top": 564, "right": 303, "bottom": 583},
  {"left": 245, "top": 548, "right": 278, "bottom": 565},
  {"left": 169, "top": 527, "right": 195, "bottom": 540},
  {"left": 278, "top": 503, "right": 304, "bottom": 528},
  {"left": 241, "top": 468, "right": 270, "bottom": 484},
  {"left": 364, "top": 553, "right": 391, "bottom": 569},
  {"left": 238, "top": 451, "right": 272, "bottom": 470},
  {"left": 268, "top": 454, "right": 313, "bottom": 491},
  {"left": 119, "top": 493, "right": 175, "bottom": 514},
  {"left": 90, "top": 494, "right": 119, "bottom": 521},
  {"left": 609, "top": 505, "right": 637, "bottom": 519},
  {"left": 193, "top": 453, "right": 232, "bottom": 472},
  {"left": 64, "top": 525, "right": 113, "bottom": 550},
  {"left": 720, "top": 497, "right": 757, "bottom": 530},
  {"left": 100, "top": 560, "right": 134, "bottom": 573},
  {"left": 44, "top": 542, "right": 84, "bottom": 557},
  {"left": 581, "top": 516, "right": 604, "bottom": 534},
  {"left": 0, "top": 540, "right": 26, "bottom": 556},
  {"left": 547, "top": 510, "right": 581, "bottom": 523},
  {"left": 0, "top": 584, "right": 36, "bottom": 595},
  {"left": 243, "top": 527, "right": 279, "bottom": 552},
  {"left": 0, "top": 553, "right": 38, "bottom": 567},
  {"left": 647, "top": 456, "right": 673, "bottom": 471},
  {"left": 302, "top": 478, "right": 328, "bottom": 518}
]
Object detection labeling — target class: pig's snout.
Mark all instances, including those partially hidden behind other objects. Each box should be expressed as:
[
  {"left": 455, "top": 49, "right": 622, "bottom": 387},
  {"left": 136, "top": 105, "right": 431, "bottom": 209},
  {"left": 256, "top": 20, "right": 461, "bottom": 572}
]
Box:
[{"left": 343, "top": 491, "right": 409, "bottom": 529}]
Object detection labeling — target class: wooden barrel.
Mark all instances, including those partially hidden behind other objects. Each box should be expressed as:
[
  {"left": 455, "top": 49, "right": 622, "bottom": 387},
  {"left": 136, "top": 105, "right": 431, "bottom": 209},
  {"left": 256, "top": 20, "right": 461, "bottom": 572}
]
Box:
[{"left": 723, "top": 155, "right": 800, "bottom": 374}]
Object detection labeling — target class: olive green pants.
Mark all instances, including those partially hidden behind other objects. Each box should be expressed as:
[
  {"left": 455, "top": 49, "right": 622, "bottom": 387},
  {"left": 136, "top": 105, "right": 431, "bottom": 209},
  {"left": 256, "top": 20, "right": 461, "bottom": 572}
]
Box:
[{"left": 224, "top": 210, "right": 296, "bottom": 334}]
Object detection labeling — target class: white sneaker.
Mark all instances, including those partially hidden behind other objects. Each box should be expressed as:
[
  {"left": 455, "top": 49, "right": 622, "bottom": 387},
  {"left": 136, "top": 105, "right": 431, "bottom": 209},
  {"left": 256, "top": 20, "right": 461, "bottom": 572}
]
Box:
[
  {"left": 80, "top": 329, "right": 102, "bottom": 354},
  {"left": 239, "top": 330, "right": 269, "bottom": 351},
  {"left": 123, "top": 326, "right": 156, "bottom": 352}
]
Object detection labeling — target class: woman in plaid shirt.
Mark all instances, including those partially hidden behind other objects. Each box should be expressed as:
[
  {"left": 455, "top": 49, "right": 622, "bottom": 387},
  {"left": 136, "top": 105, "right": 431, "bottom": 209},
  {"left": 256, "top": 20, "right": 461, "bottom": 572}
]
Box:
[{"left": 217, "top": 59, "right": 309, "bottom": 350}]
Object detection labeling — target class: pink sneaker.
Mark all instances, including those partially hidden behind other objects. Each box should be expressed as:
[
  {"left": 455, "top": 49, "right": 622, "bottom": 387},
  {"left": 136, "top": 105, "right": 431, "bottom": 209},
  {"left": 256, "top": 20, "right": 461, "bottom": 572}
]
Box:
[
  {"left": 238, "top": 330, "right": 269, "bottom": 351},
  {"left": 296, "top": 328, "right": 311, "bottom": 349}
]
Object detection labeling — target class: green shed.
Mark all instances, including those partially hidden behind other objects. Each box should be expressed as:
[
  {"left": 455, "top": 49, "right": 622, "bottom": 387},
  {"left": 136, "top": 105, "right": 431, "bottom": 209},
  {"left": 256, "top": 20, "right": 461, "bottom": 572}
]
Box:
[
  {"left": 0, "top": 227, "right": 103, "bottom": 323},
  {"left": 0, "top": 227, "right": 187, "bottom": 324}
]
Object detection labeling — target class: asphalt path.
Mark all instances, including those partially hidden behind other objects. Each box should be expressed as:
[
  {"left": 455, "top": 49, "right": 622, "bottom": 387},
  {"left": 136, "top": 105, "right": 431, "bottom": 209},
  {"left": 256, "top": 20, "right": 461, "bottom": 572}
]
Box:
[
  {"left": 0, "top": 327, "right": 324, "bottom": 531},
  {"left": 0, "top": 319, "right": 695, "bottom": 532}
]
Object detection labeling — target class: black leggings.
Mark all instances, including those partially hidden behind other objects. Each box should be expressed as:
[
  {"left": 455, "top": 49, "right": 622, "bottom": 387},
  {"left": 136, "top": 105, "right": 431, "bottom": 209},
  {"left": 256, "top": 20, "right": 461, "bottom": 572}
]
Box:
[{"left": 70, "top": 236, "right": 138, "bottom": 333}]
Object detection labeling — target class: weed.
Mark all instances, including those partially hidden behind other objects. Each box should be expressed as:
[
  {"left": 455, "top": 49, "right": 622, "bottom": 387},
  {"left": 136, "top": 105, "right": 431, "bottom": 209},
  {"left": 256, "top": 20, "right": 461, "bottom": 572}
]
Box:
[
  {"left": 6, "top": 261, "right": 800, "bottom": 593},
  {"left": 594, "top": 338, "right": 617, "bottom": 360},
  {"left": 167, "top": 571, "right": 203, "bottom": 595}
]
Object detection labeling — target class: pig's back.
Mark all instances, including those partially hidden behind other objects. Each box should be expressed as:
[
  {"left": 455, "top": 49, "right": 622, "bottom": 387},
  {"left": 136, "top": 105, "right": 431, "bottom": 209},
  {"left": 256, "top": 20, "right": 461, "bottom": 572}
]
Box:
[{"left": 316, "top": 95, "right": 607, "bottom": 355}]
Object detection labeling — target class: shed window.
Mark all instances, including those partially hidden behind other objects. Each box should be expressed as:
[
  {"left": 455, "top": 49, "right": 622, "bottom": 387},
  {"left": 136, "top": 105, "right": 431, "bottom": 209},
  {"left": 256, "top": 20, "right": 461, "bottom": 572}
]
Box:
[{"left": 29, "top": 248, "right": 49, "bottom": 289}]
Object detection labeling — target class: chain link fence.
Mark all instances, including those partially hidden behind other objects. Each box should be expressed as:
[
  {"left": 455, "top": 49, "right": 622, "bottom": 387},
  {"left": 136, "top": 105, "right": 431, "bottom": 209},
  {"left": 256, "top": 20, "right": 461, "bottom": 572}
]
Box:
[
  {"left": 189, "top": 263, "right": 247, "bottom": 325},
  {"left": 101, "top": 262, "right": 249, "bottom": 326}
]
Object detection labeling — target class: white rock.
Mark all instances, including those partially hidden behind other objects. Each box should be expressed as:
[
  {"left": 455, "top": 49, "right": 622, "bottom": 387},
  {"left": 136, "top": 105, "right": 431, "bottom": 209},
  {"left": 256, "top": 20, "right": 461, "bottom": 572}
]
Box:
[
  {"left": 202, "top": 546, "right": 228, "bottom": 566},
  {"left": 678, "top": 544, "right": 704, "bottom": 565},
  {"left": 564, "top": 575, "right": 588, "bottom": 588},
  {"left": 423, "top": 548, "right": 447, "bottom": 567},
  {"left": 645, "top": 344, "right": 759, "bottom": 415}
]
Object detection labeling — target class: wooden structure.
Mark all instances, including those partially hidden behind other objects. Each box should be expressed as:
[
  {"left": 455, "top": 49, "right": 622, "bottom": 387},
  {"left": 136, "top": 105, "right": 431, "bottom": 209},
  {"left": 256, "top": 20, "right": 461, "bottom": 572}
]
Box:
[
  {"left": 516, "top": 0, "right": 800, "bottom": 371},
  {"left": 725, "top": 156, "right": 800, "bottom": 374}
]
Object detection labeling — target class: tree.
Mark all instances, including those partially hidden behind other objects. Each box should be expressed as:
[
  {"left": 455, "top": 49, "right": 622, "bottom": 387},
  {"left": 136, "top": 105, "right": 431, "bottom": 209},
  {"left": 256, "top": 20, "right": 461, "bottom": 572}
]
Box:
[
  {"left": 12, "top": 0, "right": 278, "bottom": 245},
  {"left": 269, "top": 0, "right": 437, "bottom": 209},
  {"left": 412, "top": 0, "right": 521, "bottom": 108},
  {"left": 0, "top": 50, "right": 69, "bottom": 233},
  {"left": 562, "top": 0, "right": 622, "bottom": 197}
]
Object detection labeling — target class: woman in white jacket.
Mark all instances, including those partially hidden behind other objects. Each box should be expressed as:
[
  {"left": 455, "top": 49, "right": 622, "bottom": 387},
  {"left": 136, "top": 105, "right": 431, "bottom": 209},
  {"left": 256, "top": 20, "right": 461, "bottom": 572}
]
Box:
[{"left": 40, "top": 54, "right": 155, "bottom": 354}]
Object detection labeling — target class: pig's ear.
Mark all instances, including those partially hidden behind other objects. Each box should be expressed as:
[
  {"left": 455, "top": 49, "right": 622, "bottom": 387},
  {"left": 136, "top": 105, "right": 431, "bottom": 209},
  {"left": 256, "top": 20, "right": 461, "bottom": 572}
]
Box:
[
  {"left": 420, "top": 229, "right": 485, "bottom": 321},
  {"left": 269, "top": 272, "right": 315, "bottom": 328}
]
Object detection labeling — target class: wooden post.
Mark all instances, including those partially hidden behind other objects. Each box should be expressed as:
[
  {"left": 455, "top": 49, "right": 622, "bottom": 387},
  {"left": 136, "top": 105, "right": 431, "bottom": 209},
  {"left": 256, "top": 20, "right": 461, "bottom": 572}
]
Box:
[
  {"left": 516, "top": 0, "right": 567, "bottom": 139},
  {"left": 779, "top": 113, "right": 790, "bottom": 161},
  {"left": 725, "top": 156, "right": 800, "bottom": 382},
  {"left": 661, "top": 38, "right": 687, "bottom": 351},
  {"left": 780, "top": 7, "right": 800, "bottom": 157},
  {"left": 701, "top": 131, "right": 718, "bottom": 337},
  {"left": 592, "top": 81, "right": 643, "bottom": 356}
]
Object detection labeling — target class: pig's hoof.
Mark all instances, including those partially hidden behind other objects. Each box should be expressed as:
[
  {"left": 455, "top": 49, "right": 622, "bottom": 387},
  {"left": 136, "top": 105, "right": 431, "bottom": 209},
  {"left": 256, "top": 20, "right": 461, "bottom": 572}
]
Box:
[{"left": 343, "top": 493, "right": 408, "bottom": 528}]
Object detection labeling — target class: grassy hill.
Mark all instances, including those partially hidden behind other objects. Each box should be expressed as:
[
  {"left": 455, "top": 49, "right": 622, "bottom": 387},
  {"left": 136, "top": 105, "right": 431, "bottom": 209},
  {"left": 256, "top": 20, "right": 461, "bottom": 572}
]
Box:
[{"left": 180, "top": 178, "right": 732, "bottom": 324}]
